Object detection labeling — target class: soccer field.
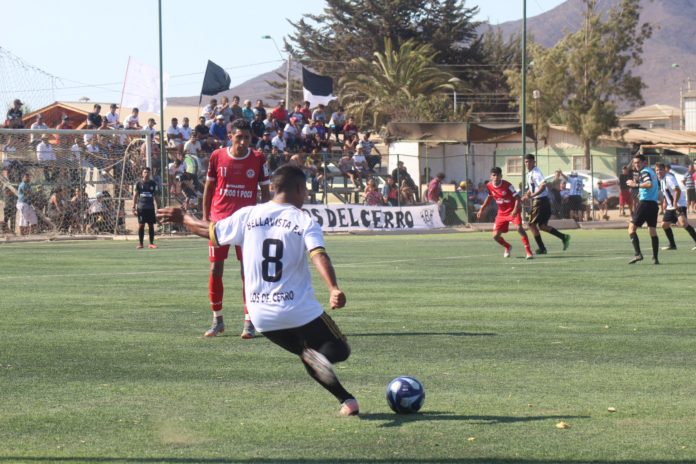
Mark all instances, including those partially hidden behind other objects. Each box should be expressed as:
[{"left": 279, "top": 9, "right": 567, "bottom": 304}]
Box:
[{"left": 1, "top": 230, "right": 695, "bottom": 463}]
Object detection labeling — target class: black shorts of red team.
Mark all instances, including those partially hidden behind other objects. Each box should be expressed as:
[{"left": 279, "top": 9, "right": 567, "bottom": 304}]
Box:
[
  {"left": 632, "top": 200, "right": 659, "bottom": 228},
  {"left": 529, "top": 197, "right": 552, "bottom": 226},
  {"left": 137, "top": 208, "right": 156, "bottom": 225},
  {"left": 663, "top": 206, "right": 688, "bottom": 224}
]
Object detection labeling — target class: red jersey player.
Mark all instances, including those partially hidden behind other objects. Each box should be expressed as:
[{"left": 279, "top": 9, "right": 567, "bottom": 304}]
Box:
[
  {"left": 477, "top": 167, "right": 533, "bottom": 259},
  {"left": 203, "top": 118, "right": 271, "bottom": 338}
]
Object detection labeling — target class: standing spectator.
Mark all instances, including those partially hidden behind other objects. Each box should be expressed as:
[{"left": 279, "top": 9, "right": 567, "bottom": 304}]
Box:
[
  {"left": 209, "top": 115, "right": 228, "bottom": 145},
  {"left": 427, "top": 172, "right": 445, "bottom": 203},
  {"left": 16, "top": 173, "right": 38, "bottom": 235},
  {"left": 144, "top": 118, "right": 158, "bottom": 140},
  {"left": 55, "top": 115, "right": 73, "bottom": 151},
  {"left": 106, "top": 104, "right": 120, "bottom": 128},
  {"left": 329, "top": 107, "right": 346, "bottom": 143},
  {"left": 124, "top": 108, "right": 142, "bottom": 130},
  {"left": 156, "top": 165, "right": 359, "bottom": 416},
  {"left": 548, "top": 170, "right": 564, "bottom": 218},
  {"left": 48, "top": 186, "right": 69, "bottom": 232},
  {"left": 2, "top": 185, "right": 17, "bottom": 234},
  {"left": 216, "top": 96, "right": 232, "bottom": 124},
  {"left": 253, "top": 99, "right": 267, "bottom": 121},
  {"left": 626, "top": 154, "right": 660, "bottom": 264},
  {"left": 563, "top": 171, "right": 585, "bottom": 222},
  {"left": 522, "top": 154, "right": 571, "bottom": 254},
  {"left": 132, "top": 167, "right": 159, "bottom": 249},
  {"left": 685, "top": 161, "right": 696, "bottom": 214},
  {"left": 392, "top": 161, "right": 418, "bottom": 201},
  {"left": 202, "top": 118, "right": 271, "bottom": 339},
  {"left": 381, "top": 175, "right": 399, "bottom": 206},
  {"left": 594, "top": 180, "right": 610, "bottom": 220},
  {"left": 242, "top": 100, "right": 255, "bottom": 122},
  {"left": 359, "top": 131, "right": 382, "bottom": 170},
  {"left": 271, "top": 100, "right": 288, "bottom": 129},
  {"left": 6, "top": 99, "right": 25, "bottom": 128},
  {"left": 30, "top": 114, "right": 49, "bottom": 145},
  {"left": 87, "top": 104, "right": 103, "bottom": 128},
  {"left": 477, "top": 167, "right": 534, "bottom": 259},
  {"left": 300, "top": 101, "right": 312, "bottom": 124},
  {"left": 36, "top": 134, "right": 57, "bottom": 182}
]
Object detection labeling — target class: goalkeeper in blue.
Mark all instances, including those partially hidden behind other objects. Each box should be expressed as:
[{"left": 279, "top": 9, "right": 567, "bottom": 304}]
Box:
[{"left": 157, "top": 165, "right": 359, "bottom": 416}]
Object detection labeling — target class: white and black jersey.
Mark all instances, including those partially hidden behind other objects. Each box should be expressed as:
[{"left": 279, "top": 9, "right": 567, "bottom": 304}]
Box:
[
  {"left": 661, "top": 172, "right": 686, "bottom": 210},
  {"left": 211, "top": 202, "right": 325, "bottom": 332},
  {"left": 527, "top": 167, "right": 548, "bottom": 199}
]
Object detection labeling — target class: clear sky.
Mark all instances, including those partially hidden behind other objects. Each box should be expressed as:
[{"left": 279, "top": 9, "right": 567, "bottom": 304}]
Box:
[{"left": 1, "top": 0, "right": 565, "bottom": 108}]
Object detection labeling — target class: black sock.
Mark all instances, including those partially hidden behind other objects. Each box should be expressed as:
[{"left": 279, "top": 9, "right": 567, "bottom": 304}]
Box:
[
  {"left": 651, "top": 235, "right": 659, "bottom": 259},
  {"left": 534, "top": 234, "right": 546, "bottom": 251},
  {"left": 664, "top": 228, "right": 676, "bottom": 248},
  {"left": 148, "top": 224, "right": 155, "bottom": 244},
  {"left": 630, "top": 232, "right": 641, "bottom": 255},
  {"left": 686, "top": 225, "right": 696, "bottom": 243},
  {"left": 138, "top": 227, "right": 144, "bottom": 245},
  {"left": 547, "top": 228, "right": 566, "bottom": 240},
  {"left": 302, "top": 340, "right": 354, "bottom": 403}
]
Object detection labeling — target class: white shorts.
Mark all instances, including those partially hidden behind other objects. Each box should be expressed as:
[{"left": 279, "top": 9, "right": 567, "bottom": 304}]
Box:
[{"left": 17, "top": 202, "right": 38, "bottom": 227}]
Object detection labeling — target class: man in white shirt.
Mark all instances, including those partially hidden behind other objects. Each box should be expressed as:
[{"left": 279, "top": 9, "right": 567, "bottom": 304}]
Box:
[
  {"left": 522, "top": 154, "right": 571, "bottom": 254},
  {"left": 156, "top": 165, "right": 359, "bottom": 417},
  {"left": 167, "top": 117, "right": 184, "bottom": 155},
  {"left": 180, "top": 117, "right": 192, "bottom": 141},
  {"left": 36, "top": 134, "right": 58, "bottom": 181},
  {"left": 124, "top": 108, "right": 141, "bottom": 130},
  {"left": 271, "top": 132, "right": 286, "bottom": 152},
  {"left": 30, "top": 114, "right": 49, "bottom": 144},
  {"left": 106, "top": 104, "right": 120, "bottom": 128},
  {"left": 656, "top": 162, "right": 696, "bottom": 251}
]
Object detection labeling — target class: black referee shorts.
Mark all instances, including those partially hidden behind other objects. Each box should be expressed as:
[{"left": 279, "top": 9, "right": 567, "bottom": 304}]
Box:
[
  {"left": 263, "top": 312, "right": 350, "bottom": 363},
  {"left": 632, "top": 200, "right": 659, "bottom": 228},
  {"left": 137, "top": 208, "right": 156, "bottom": 225},
  {"left": 529, "top": 197, "right": 552, "bottom": 226}
]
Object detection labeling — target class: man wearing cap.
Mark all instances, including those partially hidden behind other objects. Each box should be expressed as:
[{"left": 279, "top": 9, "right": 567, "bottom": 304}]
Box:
[
  {"left": 209, "top": 115, "right": 228, "bottom": 145},
  {"left": 6, "top": 99, "right": 24, "bottom": 128},
  {"left": 106, "top": 104, "right": 120, "bottom": 129},
  {"left": 256, "top": 131, "right": 273, "bottom": 153}
]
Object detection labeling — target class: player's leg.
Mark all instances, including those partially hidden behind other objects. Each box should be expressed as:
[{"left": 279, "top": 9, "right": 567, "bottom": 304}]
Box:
[
  {"left": 661, "top": 213, "right": 677, "bottom": 250},
  {"left": 146, "top": 210, "right": 157, "bottom": 248},
  {"left": 136, "top": 210, "right": 145, "bottom": 249},
  {"left": 237, "top": 250, "right": 257, "bottom": 339},
  {"left": 263, "top": 314, "right": 358, "bottom": 415},
  {"left": 513, "top": 214, "right": 533, "bottom": 259},
  {"left": 678, "top": 213, "right": 696, "bottom": 248},
  {"left": 628, "top": 203, "right": 644, "bottom": 263},
  {"left": 538, "top": 198, "right": 570, "bottom": 250},
  {"left": 205, "top": 244, "right": 228, "bottom": 337},
  {"left": 646, "top": 202, "right": 660, "bottom": 264},
  {"left": 492, "top": 219, "right": 511, "bottom": 257},
  {"left": 528, "top": 201, "right": 546, "bottom": 254}
]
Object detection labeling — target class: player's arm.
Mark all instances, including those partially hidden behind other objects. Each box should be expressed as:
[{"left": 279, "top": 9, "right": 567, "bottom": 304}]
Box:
[
  {"left": 202, "top": 179, "right": 215, "bottom": 221},
  {"left": 530, "top": 179, "right": 547, "bottom": 198},
  {"left": 309, "top": 247, "right": 346, "bottom": 310},
  {"left": 673, "top": 185, "right": 682, "bottom": 210},
  {"left": 476, "top": 195, "right": 492, "bottom": 220},
  {"left": 132, "top": 185, "right": 138, "bottom": 214},
  {"left": 157, "top": 207, "right": 210, "bottom": 238},
  {"left": 511, "top": 194, "right": 521, "bottom": 216}
]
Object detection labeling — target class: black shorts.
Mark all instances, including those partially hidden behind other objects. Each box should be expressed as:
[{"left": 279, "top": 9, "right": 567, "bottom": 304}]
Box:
[
  {"left": 687, "top": 188, "right": 696, "bottom": 203},
  {"left": 632, "top": 201, "right": 659, "bottom": 228},
  {"left": 137, "top": 208, "right": 156, "bottom": 225},
  {"left": 663, "top": 207, "right": 687, "bottom": 224},
  {"left": 262, "top": 312, "right": 349, "bottom": 358},
  {"left": 568, "top": 195, "right": 583, "bottom": 211},
  {"left": 529, "top": 197, "right": 552, "bottom": 225}
]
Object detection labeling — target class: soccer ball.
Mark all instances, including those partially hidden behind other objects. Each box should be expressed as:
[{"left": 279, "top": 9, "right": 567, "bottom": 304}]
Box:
[{"left": 386, "top": 376, "right": 425, "bottom": 414}]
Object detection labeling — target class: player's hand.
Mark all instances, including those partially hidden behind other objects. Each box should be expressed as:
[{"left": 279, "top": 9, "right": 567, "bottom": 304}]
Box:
[
  {"left": 475, "top": 209, "right": 482, "bottom": 220},
  {"left": 156, "top": 207, "right": 185, "bottom": 224},
  {"left": 329, "top": 288, "right": 346, "bottom": 310}
]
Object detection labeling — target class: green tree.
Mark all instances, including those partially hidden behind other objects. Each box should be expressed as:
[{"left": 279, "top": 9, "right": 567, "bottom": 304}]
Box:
[
  {"left": 337, "top": 38, "right": 455, "bottom": 127},
  {"left": 506, "top": 0, "right": 652, "bottom": 168}
]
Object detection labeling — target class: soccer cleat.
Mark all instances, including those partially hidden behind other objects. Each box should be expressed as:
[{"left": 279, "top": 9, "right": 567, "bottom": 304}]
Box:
[
  {"left": 301, "top": 348, "right": 338, "bottom": 386},
  {"left": 535, "top": 248, "right": 547, "bottom": 255},
  {"left": 148, "top": 244, "right": 157, "bottom": 249},
  {"left": 562, "top": 234, "right": 571, "bottom": 251},
  {"left": 661, "top": 245, "right": 676, "bottom": 251},
  {"left": 653, "top": 258, "right": 660, "bottom": 265},
  {"left": 136, "top": 244, "right": 144, "bottom": 249},
  {"left": 692, "top": 246, "right": 696, "bottom": 251},
  {"left": 525, "top": 253, "right": 534, "bottom": 260},
  {"left": 339, "top": 398, "right": 360, "bottom": 417},
  {"left": 628, "top": 254, "right": 643, "bottom": 264},
  {"left": 204, "top": 320, "right": 225, "bottom": 337},
  {"left": 503, "top": 246, "right": 511, "bottom": 258},
  {"left": 240, "top": 320, "right": 257, "bottom": 339}
]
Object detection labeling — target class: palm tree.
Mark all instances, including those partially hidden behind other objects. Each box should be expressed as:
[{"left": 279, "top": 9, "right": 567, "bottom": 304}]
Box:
[{"left": 338, "top": 38, "right": 455, "bottom": 128}]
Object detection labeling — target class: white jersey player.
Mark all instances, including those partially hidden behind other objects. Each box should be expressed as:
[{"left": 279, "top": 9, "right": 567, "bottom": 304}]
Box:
[
  {"left": 157, "top": 165, "right": 360, "bottom": 416},
  {"left": 656, "top": 163, "right": 696, "bottom": 251}
]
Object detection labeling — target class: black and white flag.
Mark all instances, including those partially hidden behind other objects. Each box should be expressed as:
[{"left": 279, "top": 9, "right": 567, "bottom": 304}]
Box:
[{"left": 302, "top": 67, "right": 337, "bottom": 107}]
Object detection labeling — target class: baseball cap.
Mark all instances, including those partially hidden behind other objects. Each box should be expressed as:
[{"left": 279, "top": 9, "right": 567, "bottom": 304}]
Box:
[
  {"left": 110, "top": 103, "right": 118, "bottom": 109},
  {"left": 215, "top": 114, "right": 224, "bottom": 120},
  {"left": 14, "top": 99, "right": 23, "bottom": 105}
]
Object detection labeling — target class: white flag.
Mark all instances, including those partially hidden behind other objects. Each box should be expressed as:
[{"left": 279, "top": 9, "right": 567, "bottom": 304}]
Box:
[{"left": 121, "top": 57, "right": 168, "bottom": 114}]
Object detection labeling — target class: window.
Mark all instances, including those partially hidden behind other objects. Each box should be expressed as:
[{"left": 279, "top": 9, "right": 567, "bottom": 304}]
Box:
[
  {"left": 572, "top": 156, "right": 585, "bottom": 171},
  {"left": 506, "top": 157, "right": 522, "bottom": 174}
]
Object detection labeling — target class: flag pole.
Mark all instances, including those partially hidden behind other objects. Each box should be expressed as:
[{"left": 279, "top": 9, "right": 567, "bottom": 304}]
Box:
[
  {"left": 158, "top": 0, "right": 167, "bottom": 207},
  {"left": 119, "top": 56, "right": 131, "bottom": 114}
]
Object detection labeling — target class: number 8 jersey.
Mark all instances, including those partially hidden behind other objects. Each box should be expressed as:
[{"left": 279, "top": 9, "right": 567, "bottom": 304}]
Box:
[{"left": 210, "top": 201, "right": 325, "bottom": 332}]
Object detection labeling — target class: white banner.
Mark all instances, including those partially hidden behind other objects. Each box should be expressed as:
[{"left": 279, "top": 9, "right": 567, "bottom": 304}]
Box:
[
  {"left": 301, "top": 204, "right": 444, "bottom": 232},
  {"left": 121, "top": 57, "right": 169, "bottom": 114}
]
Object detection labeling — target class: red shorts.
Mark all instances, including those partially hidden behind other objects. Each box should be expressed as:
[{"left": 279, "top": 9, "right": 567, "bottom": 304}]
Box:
[
  {"left": 494, "top": 212, "right": 522, "bottom": 233},
  {"left": 208, "top": 241, "right": 242, "bottom": 262},
  {"left": 619, "top": 190, "right": 633, "bottom": 207}
]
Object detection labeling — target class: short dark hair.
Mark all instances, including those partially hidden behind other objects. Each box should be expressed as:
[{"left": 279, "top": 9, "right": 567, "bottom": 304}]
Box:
[
  {"left": 655, "top": 162, "right": 666, "bottom": 170},
  {"left": 272, "top": 165, "right": 306, "bottom": 194},
  {"left": 142, "top": 167, "right": 151, "bottom": 172},
  {"left": 524, "top": 154, "right": 535, "bottom": 162},
  {"left": 490, "top": 167, "right": 502, "bottom": 175},
  {"left": 231, "top": 118, "right": 251, "bottom": 132},
  {"left": 634, "top": 154, "right": 646, "bottom": 162}
]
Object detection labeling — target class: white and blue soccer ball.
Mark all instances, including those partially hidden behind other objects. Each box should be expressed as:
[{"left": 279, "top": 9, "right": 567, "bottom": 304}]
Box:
[{"left": 386, "top": 376, "right": 425, "bottom": 414}]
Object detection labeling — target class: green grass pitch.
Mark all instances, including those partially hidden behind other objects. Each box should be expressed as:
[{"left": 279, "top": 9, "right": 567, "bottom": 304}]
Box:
[{"left": 1, "top": 229, "right": 695, "bottom": 463}]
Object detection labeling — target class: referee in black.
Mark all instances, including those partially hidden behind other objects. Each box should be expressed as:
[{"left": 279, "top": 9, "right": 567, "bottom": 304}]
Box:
[{"left": 132, "top": 167, "right": 159, "bottom": 249}]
